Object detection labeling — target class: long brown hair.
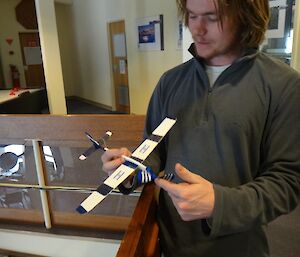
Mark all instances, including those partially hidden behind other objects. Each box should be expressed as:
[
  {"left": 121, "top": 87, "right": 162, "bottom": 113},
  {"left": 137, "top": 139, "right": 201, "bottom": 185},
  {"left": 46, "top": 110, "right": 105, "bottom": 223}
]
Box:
[{"left": 176, "top": 0, "right": 270, "bottom": 48}]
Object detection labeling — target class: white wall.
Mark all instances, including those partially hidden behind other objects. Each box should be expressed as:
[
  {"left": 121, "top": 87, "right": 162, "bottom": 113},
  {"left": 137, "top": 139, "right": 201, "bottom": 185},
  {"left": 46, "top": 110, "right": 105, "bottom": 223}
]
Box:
[
  {"left": 291, "top": 0, "right": 300, "bottom": 72},
  {"left": 125, "top": 0, "right": 182, "bottom": 114},
  {"left": 70, "top": 0, "right": 113, "bottom": 107},
  {"left": 56, "top": 0, "right": 182, "bottom": 114},
  {"left": 0, "top": 229, "right": 119, "bottom": 257}
]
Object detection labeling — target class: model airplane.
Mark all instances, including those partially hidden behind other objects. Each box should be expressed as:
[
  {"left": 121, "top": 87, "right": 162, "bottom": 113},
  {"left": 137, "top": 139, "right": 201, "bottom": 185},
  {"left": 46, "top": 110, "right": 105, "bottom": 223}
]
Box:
[
  {"left": 76, "top": 117, "right": 176, "bottom": 214},
  {"left": 79, "top": 131, "right": 112, "bottom": 160}
]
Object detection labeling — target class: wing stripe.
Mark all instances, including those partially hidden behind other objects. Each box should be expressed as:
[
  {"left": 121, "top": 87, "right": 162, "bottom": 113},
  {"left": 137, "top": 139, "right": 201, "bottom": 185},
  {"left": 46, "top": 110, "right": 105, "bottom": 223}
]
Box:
[
  {"left": 80, "top": 146, "right": 96, "bottom": 159},
  {"left": 148, "top": 134, "right": 162, "bottom": 142},
  {"left": 129, "top": 156, "right": 144, "bottom": 164},
  {"left": 97, "top": 183, "right": 113, "bottom": 196}
]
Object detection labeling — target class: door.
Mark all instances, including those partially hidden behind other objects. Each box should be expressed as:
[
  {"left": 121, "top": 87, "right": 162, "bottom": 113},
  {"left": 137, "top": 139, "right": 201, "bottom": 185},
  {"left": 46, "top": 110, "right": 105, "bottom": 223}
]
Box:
[
  {"left": 109, "top": 20, "right": 130, "bottom": 113},
  {"left": 19, "top": 32, "right": 46, "bottom": 88}
]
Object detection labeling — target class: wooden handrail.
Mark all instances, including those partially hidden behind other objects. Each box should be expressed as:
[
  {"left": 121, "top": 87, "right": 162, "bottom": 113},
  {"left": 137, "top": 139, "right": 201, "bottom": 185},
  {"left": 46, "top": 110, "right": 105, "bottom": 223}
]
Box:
[{"left": 116, "top": 183, "right": 160, "bottom": 257}]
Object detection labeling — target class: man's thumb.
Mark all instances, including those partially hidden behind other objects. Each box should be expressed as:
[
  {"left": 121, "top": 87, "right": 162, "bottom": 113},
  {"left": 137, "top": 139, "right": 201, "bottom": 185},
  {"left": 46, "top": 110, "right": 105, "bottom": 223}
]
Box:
[{"left": 175, "top": 163, "right": 202, "bottom": 184}]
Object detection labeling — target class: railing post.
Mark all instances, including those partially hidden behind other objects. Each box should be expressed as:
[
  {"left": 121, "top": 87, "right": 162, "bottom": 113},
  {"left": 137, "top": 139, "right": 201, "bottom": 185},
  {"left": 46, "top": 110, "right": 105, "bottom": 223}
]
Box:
[{"left": 32, "top": 139, "right": 52, "bottom": 229}]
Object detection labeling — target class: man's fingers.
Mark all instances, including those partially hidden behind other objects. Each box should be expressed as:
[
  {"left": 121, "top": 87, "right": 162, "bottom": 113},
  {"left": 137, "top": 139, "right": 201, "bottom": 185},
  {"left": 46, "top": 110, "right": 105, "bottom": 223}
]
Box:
[
  {"left": 155, "top": 177, "right": 187, "bottom": 197},
  {"left": 101, "top": 148, "right": 130, "bottom": 162},
  {"left": 155, "top": 163, "right": 205, "bottom": 197},
  {"left": 102, "top": 158, "right": 123, "bottom": 174},
  {"left": 155, "top": 177, "right": 177, "bottom": 192},
  {"left": 101, "top": 148, "right": 131, "bottom": 174},
  {"left": 175, "top": 163, "right": 202, "bottom": 184},
  {"left": 120, "top": 147, "right": 131, "bottom": 157},
  {"left": 101, "top": 149, "right": 119, "bottom": 163}
]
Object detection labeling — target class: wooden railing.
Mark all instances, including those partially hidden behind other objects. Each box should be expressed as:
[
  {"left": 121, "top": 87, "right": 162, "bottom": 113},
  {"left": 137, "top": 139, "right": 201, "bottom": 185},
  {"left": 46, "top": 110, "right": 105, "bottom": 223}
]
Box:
[
  {"left": 116, "top": 183, "right": 160, "bottom": 257},
  {"left": 0, "top": 114, "right": 160, "bottom": 257}
]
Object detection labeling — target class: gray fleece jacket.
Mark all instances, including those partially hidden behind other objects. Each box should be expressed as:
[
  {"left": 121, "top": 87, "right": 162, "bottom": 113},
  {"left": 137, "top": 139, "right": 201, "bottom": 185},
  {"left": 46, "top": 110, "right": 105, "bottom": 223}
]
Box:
[{"left": 144, "top": 45, "right": 300, "bottom": 257}]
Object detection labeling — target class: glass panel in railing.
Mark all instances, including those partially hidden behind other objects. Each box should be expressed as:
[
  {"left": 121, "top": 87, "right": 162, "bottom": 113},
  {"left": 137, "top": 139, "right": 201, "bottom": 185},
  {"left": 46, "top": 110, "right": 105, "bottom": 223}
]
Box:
[
  {"left": 0, "top": 187, "right": 44, "bottom": 223},
  {"left": 0, "top": 141, "right": 44, "bottom": 223},
  {"left": 42, "top": 142, "right": 139, "bottom": 225},
  {"left": 0, "top": 141, "right": 38, "bottom": 184}
]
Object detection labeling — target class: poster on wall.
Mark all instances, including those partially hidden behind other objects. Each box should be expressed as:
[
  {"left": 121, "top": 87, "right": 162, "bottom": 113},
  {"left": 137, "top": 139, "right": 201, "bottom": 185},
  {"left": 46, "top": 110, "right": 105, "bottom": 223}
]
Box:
[
  {"left": 267, "top": 0, "right": 287, "bottom": 38},
  {"left": 136, "top": 15, "right": 164, "bottom": 51}
]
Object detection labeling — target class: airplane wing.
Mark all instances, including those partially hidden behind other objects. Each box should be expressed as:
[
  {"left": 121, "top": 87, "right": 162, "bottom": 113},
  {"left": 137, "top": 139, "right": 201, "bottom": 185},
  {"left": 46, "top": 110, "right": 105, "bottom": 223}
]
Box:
[
  {"left": 79, "top": 146, "right": 96, "bottom": 161},
  {"left": 79, "top": 131, "right": 112, "bottom": 160},
  {"left": 76, "top": 117, "right": 176, "bottom": 214}
]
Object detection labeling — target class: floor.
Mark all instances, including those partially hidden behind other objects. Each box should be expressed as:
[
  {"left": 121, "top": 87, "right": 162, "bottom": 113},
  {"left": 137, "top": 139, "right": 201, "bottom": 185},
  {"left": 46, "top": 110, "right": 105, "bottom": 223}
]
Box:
[
  {"left": 42, "top": 98, "right": 123, "bottom": 114},
  {"left": 66, "top": 98, "right": 123, "bottom": 114}
]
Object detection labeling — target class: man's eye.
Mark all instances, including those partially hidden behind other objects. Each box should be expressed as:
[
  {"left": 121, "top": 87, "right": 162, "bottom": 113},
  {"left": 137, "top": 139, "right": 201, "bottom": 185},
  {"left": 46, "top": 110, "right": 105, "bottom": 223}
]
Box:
[
  {"left": 207, "top": 15, "right": 218, "bottom": 22},
  {"left": 188, "top": 13, "right": 197, "bottom": 19}
]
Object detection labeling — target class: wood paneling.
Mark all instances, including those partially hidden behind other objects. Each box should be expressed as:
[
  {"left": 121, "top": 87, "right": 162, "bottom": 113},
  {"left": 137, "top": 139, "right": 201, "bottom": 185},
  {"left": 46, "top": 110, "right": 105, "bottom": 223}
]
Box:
[{"left": 0, "top": 114, "right": 145, "bottom": 146}]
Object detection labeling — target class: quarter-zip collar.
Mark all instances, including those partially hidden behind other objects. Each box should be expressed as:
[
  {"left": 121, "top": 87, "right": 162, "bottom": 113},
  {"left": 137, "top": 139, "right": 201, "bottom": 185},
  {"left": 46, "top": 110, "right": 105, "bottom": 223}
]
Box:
[
  {"left": 185, "top": 43, "right": 259, "bottom": 123},
  {"left": 188, "top": 43, "right": 258, "bottom": 66},
  {"left": 188, "top": 43, "right": 259, "bottom": 89}
]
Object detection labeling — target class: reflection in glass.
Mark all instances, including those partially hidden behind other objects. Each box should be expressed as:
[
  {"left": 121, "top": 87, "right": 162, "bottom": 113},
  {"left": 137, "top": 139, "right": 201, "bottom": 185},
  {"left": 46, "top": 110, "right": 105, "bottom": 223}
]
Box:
[
  {"left": 0, "top": 143, "right": 42, "bottom": 211},
  {"left": 0, "top": 188, "right": 30, "bottom": 209},
  {"left": 43, "top": 144, "right": 139, "bottom": 217},
  {"left": 0, "top": 187, "right": 42, "bottom": 211},
  {"left": 0, "top": 144, "right": 25, "bottom": 180},
  {"left": 0, "top": 143, "right": 38, "bottom": 184},
  {"left": 43, "top": 146, "right": 64, "bottom": 182}
]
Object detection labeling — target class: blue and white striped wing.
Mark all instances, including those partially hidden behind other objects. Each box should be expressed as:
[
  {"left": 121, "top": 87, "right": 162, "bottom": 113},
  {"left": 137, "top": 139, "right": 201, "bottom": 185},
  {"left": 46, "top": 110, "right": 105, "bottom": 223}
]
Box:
[{"left": 76, "top": 164, "right": 134, "bottom": 214}]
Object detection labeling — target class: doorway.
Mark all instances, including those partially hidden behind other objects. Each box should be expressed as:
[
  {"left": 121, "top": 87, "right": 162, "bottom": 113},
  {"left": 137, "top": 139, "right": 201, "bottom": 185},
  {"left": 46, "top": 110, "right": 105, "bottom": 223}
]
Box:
[
  {"left": 108, "top": 20, "right": 130, "bottom": 114},
  {"left": 19, "top": 32, "right": 46, "bottom": 88}
]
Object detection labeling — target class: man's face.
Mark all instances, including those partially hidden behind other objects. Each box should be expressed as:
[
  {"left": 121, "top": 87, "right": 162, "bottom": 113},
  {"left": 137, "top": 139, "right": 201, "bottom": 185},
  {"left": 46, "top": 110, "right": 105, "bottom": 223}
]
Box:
[{"left": 187, "top": 0, "right": 241, "bottom": 66}]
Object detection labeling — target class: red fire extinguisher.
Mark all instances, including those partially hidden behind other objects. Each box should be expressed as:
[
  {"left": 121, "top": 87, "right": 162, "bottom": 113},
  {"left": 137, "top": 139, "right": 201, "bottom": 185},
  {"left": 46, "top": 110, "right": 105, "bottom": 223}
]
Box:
[{"left": 10, "top": 65, "right": 20, "bottom": 89}]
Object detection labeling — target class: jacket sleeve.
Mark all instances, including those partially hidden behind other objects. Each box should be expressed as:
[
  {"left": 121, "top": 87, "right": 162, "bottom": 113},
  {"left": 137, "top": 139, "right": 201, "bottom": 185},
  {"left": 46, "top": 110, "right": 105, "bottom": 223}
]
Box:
[{"left": 209, "top": 79, "right": 300, "bottom": 237}]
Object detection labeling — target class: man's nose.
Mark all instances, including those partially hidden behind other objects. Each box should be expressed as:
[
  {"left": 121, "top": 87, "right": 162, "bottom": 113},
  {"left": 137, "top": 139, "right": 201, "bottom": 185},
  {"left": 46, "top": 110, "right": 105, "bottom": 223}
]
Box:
[{"left": 193, "top": 20, "right": 207, "bottom": 36}]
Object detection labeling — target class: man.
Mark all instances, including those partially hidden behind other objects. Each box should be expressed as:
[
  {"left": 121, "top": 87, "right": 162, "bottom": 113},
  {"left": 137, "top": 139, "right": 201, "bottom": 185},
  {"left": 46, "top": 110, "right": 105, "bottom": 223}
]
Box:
[{"left": 102, "top": 0, "right": 300, "bottom": 256}]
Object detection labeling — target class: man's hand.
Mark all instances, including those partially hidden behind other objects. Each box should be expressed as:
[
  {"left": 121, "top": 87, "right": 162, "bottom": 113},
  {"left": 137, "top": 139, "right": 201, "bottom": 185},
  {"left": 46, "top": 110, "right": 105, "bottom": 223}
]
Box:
[
  {"left": 101, "top": 147, "right": 131, "bottom": 175},
  {"left": 155, "top": 163, "right": 215, "bottom": 221}
]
